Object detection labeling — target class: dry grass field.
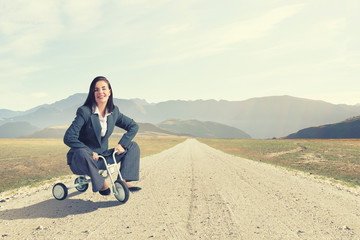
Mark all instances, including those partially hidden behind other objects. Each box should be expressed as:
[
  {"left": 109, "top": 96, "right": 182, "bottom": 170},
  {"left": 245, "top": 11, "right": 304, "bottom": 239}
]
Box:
[
  {"left": 199, "top": 138, "right": 360, "bottom": 187},
  {"left": 0, "top": 135, "right": 186, "bottom": 193},
  {"left": 2, "top": 136, "right": 359, "bottom": 193}
]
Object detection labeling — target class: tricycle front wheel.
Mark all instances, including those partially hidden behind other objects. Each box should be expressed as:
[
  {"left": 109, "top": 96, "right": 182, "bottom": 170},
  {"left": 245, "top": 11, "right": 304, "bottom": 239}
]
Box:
[
  {"left": 113, "top": 180, "right": 129, "bottom": 203},
  {"left": 52, "top": 183, "right": 68, "bottom": 200}
]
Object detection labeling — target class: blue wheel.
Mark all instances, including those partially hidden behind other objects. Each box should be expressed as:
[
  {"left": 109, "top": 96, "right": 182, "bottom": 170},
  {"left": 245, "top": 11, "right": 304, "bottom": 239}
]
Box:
[{"left": 74, "top": 176, "right": 89, "bottom": 192}]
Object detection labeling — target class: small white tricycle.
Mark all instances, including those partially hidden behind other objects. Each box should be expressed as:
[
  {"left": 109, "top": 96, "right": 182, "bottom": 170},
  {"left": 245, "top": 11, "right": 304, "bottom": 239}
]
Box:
[{"left": 52, "top": 150, "right": 130, "bottom": 203}]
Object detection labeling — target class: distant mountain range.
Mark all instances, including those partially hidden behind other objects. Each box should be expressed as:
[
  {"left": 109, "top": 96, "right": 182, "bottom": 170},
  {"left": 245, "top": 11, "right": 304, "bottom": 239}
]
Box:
[
  {"left": 21, "top": 122, "right": 187, "bottom": 138},
  {"left": 17, "top": 121, "right": 242, "bottom": 139},
  {"left": 284, "top": 116, "right": 360, "bottom": 139},
  {"left": 158, "top": 119, "right": 251, "bottom": 139},
  {"left": 1, "top": 94, "right": 360, "bottom": 139}
]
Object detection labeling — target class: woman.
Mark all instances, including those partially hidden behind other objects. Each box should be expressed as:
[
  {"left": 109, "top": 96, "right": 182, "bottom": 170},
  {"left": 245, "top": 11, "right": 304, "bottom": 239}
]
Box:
[{"left": 64, "top": 76, "right": 141, "bottom": 195}]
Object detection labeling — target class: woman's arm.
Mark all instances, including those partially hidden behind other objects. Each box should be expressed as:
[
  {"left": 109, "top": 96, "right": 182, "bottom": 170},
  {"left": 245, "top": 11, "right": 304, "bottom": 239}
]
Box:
[
  {"left": 114, "top": 107, "right": 139, "bottom": 149},
  {"left": 63, "top": 107, "right": 92, "bottom": 152}
]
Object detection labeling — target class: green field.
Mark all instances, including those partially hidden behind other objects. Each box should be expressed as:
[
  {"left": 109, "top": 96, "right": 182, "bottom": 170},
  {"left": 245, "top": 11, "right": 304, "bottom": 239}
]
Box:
[
  {"left": 199, "top": 138, "right": 360, "bottom": 187},
  {"left": 0, "top": 136, "right": 186, "bottom": 193}
]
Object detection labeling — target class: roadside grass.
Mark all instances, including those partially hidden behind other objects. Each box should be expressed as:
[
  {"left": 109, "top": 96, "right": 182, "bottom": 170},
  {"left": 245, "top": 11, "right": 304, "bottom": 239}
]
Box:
[
  {"left": 0, "top": 136, "right": 186, "bottom": 193},
  {"left": 198, "top": 138, "right": 360, "bottom": 187}
]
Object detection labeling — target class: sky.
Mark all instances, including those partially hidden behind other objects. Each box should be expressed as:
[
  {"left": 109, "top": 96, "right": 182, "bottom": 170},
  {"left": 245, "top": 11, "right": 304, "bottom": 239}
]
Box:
[{"left": 1, "top": 0, "right": 359, "bottom": 111}]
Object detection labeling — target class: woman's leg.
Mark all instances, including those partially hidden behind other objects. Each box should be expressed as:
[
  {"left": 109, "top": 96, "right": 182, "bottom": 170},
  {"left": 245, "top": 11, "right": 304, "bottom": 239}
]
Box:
[
  {"left": 114, "top": 141, "right": 140, "bottom": 182},
  {"left": 69, "top": 148, "right": 105, "bottom": 192}
]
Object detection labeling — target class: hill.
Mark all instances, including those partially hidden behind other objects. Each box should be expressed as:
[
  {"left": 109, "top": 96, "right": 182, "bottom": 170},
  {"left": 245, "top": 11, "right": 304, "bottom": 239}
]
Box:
[
  {"left": 25, "top": 122, "right": 189, "bottom": 138},
  {"left": 158, "top": 119, "right": 251, "bottom": 139},
  {"left": 284, "top": 116, "right": 360, "bottom": 139},
  {"left": 0, "top": 122, "right": 39, "bottom": 138},
  {"left": 24, "top": 126, "right": 68, "bottom": 138}
]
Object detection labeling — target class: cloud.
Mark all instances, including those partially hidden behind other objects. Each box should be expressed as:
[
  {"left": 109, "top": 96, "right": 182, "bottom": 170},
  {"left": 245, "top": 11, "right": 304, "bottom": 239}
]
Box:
[
  {"left": 212, "top": 4, "right": 304, "bottom": 48},
  {"left": 0, "top": 0, "right": 111, "bottom": 57},
  {"left": 0, "top": 60, "right": 43, "bottom": 79},
  {"left": 31, "top": 92, "right": 48, "bottom": 98},
  {"left": 119, "top": 3, "right": 305, "bottom": 69},
  {"left": 63, "top": 0, "right": 105, "bottom": 33},
  {"left": 0, "top": 1, "right": 63, "bottom": 57},
  {"left": 161, "top": 23, "right": 191, "bottom": 35}
]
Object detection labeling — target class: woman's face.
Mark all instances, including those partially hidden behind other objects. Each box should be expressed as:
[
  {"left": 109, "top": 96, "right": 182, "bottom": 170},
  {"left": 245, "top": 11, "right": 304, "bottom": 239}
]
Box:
[{"left": 94, "top": 80, "right": 111, "bottom": 106}]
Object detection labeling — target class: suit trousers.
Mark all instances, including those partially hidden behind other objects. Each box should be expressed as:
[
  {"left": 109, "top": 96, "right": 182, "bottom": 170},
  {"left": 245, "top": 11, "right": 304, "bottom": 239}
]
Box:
[{"left": 69, "top": 142, "right": 140, "bottom": 192}]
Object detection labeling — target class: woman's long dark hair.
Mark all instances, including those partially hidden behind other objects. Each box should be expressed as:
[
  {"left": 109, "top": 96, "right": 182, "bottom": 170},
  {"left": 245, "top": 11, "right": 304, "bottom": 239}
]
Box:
[{"left": 83, "top": 76, "right": 115, "bottom": 112}]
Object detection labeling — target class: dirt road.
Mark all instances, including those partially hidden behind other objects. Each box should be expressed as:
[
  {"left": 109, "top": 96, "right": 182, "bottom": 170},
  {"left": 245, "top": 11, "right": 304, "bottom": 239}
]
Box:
[{"left": 1, "top": 139, "right": 360, "bottom": 239}]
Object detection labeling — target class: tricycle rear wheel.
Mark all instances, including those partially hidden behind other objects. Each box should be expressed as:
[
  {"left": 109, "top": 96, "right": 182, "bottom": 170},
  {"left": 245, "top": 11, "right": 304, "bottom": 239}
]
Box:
[{"left": 74, "top": 176, "right": 89, "bottom": 192}]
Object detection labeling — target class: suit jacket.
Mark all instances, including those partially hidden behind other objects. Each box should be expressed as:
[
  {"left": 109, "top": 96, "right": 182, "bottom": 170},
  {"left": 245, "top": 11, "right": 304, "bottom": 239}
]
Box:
[{"left": 63, "top": 105, "right": 139, "bottom": 164}]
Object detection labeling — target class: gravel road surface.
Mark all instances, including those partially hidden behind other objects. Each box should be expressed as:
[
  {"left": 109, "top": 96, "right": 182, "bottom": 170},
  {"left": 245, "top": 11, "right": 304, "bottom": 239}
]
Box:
[{"left": 1, "top": 138, "right": 360, "bottom": 239}]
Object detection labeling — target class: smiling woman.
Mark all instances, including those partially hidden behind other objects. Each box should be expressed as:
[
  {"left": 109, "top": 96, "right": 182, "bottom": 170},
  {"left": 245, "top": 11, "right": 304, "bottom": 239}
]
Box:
[{"left": 63, "top": 76, "right": 141, "bottom": 195}]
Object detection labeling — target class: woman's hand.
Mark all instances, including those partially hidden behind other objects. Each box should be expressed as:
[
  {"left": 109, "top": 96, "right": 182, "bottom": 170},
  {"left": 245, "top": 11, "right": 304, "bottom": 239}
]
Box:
[
  {"left": 114, "top": 144, "right": 126, "bottom": 155},
  {"left": 93, "top": 152, "right": 99, "bottom": 161}
]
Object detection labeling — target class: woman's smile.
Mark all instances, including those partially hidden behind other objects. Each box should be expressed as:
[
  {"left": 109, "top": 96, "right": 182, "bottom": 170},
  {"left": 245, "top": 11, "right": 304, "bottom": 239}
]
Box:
[{"left": 94, "top": 80, "right": 111, "bottom": 105}]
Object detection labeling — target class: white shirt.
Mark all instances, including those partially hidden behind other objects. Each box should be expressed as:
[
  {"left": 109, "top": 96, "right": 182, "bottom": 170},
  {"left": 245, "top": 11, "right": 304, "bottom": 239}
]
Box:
[{"left": 93, "top": 106, "right": 112, "bottom": 137}]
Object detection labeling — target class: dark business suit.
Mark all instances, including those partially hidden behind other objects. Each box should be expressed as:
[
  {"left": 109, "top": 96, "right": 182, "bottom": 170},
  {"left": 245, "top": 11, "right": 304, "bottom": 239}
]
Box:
[{"left": 64, "top": 105, "right": 140, "bottom": 192}]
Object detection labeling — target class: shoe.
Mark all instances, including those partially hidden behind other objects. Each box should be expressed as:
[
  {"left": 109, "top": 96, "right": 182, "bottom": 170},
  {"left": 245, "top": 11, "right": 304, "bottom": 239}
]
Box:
[
  {"left": 128, "top": 186, "right": 142, "bottom": 192},
  {"left": 99, "top": 188, "right": 111, "bottom": 196}
]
